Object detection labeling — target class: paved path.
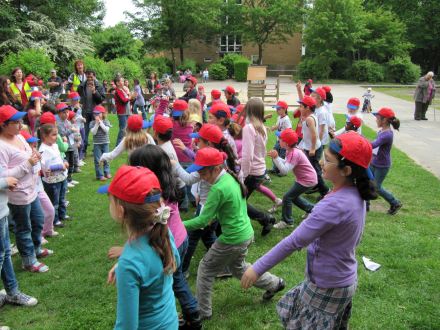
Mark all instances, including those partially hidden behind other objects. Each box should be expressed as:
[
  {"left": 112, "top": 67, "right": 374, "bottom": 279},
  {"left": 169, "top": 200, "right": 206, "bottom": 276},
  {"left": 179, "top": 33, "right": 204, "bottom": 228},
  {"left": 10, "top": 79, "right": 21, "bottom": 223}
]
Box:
[{"left": 174, "top": 79, "right": 440, "bottom": 178}]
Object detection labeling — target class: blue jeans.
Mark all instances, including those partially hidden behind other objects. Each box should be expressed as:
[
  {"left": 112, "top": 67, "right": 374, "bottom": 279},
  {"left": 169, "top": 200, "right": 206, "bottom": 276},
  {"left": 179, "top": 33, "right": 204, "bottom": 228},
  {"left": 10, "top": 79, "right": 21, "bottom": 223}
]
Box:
[
  {"left": 304, "top": 146, "right": 329, "bottom": 196},
  {"left": 8, "top": 197, "right": 44, "bottom": 266},
  {"left": 173, "top": 236, "right": 199, "bottom": 315},
  {"left": 83, "top": 112, "right": 94, "bottom": 155},
  {"left": 93, "top": 143, "right": 110, "bottom": 179},
  {"left": 271, "top": 140, "right": 286, "bottom": 172},
  {"left": 133, "top": 103, "right": 147, "bottom": 120},
  {"left": 0, "top": 216, "right": 18, "bottom": 295},
  {"left": 371, "top": 165, "right": 400, "bottom": 206},
  {"left": 116, "top": 115, "right": 128, "bottom": 146},
  {"left": 43, "top": 180, "right": 67, "bottom": 224},
  {"left": 281, "top": 182, "right": 314, "bottom": 224}
]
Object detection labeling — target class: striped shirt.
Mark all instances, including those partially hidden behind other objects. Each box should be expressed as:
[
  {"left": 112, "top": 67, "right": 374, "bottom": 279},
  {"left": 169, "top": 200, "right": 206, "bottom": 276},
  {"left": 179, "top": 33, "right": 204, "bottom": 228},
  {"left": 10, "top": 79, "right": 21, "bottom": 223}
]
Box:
[{"left": 90, "top": 119, "right": 110, "bottom": 144}]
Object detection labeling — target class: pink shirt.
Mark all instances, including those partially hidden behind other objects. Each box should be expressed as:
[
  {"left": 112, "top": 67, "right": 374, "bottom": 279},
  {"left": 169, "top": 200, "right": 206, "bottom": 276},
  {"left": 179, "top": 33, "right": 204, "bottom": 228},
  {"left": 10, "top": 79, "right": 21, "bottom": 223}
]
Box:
[
  {"left": 0, "top": 135, "right": 37, "bottom": 205},
  {"left": 166, "top": 201, "right": 187, "bottom": 248},
  {"left": 172, "top": 122, "right": 193, "bottom": 163},
  {"left": 273, "top": 148, "right": 317, "bottom": 187},
  {"left": 241, "top": 124, "right": 267, "bottom": 178}
]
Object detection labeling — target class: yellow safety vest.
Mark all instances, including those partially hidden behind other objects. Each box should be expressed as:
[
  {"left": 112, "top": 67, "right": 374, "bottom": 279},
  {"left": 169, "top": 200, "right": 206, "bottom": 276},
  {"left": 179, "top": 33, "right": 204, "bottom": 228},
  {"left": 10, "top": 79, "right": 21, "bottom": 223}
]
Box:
[
  {"left": 9, "top": 81, "right": 32, "bottom": 104},
  {"left": 72, "top": 74, "right": 81, "bottom": 92}
]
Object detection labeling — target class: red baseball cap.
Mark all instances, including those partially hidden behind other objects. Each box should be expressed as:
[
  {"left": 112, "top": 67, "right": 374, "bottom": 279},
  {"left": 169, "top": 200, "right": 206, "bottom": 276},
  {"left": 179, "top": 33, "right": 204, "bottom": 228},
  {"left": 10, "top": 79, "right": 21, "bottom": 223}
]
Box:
[
  {"left": 275, "top": 128, "right": 298, "bottom": 146},
  {"left": 172, "top": 99, "right": 189, "bottom": 117},
  {"left": 330, "top": 131, "right": 373, "bottom": 171},
  {"left": 0, "top": 105, "right": 27, "bottom": 124},
  {"left": 209, "top": 102, "right": 231, "bottom": 119},
  {"left": 211, "top": 89, "right": 221, "bottom": 99},
  {"left": 298, "top": 95, "right": 316, "bottom": 108},
  {"left": 373, "top": 107, "right": 395, "bottom": 119},
  {"left": 67, "top": 110, "right": 76, "bottom": 121},
  {"left": 348, "top": 116, "right": 362, "bottom": 129},
  {"left": 56, "top": 103, "right": 70, "bottom": 112},
  {"left": 190, "top": 124, "right": 223, "bottom": 144},
  {"left": 186, "top": 147, "right": 227, "bottom": 173},
  {"left": 40, "top": 112, "right": 57, "bottom": 125},
  {"left": 67, "top": 91, "right": 80, "bottom": 101},
  {"left": 30, "top": 90, "right": 45, "bottom": 101},
  {"left": 307, "top": 79, "right": 313, "bottom": 84},
  {"left": 347, "top": 97, "right": 360, "bottom": 110},
  {"left": 20, "top": 130, "right": 39, "bottom": 143},
  {"left": 235, "top": 104, "right": 245, "bottom": 113},
  {"left": 273, "top": 100, "right": 288, "bottom": 111},
  {"left": 186, "top": 76, "right": 197, "bottom": 85},
  {"left": 311, "top": 87, "right": 326, "bottom": 101},
  {"left": 323, "top": 86, "right": 331, "bottom": 93},
  {"left": 93, "top": 105, "right": 106, "bottom": 114},
  {"left": 153, "top": 115, "right": 173, "bottom": 134},
  {"left": 98, "top": 165, "right": 162, "bottom": 204},
  {"left": 127, "top": 114, "right": 151, "bottom": 132},
  {"left": 223, "top": 86, "right": 235, "bottom": 95}
]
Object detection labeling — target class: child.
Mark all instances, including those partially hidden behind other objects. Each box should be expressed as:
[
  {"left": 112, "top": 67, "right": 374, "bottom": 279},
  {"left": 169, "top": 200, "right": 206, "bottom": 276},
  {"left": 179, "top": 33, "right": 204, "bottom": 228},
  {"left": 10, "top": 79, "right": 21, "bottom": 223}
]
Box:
[
  {"left": 202, "top": 68, "right": 209, "bottom": 83},
  {"left": 310, "top": 87, "right": 330, "bottom": 150},
  {"left": 99, "top": 114, "right": 155, "bottom": 164},
  {"left": 188, "top": 99, "right": 203, "bottom": 126},
  {"left": 223, "top": 85, "right": 240, "bottom": 107},
  {"left": 25, "top": 91, "right": 43, "bottom": 135},
  {"left": 332, "top": 116, "right": 362, "bottom": 137},
  {"left": 269, "top": 100, "right": 292, "bottom": 176},
  {"left": 90, "top": 105, "right": 111, "bottom": 181},
  {"left": 334, "top": 98, "right": 363, "bottom": 136},
  {"left": 39, "top": 124, "right": 69, "bottom": 230},
  {"left": 298, "top": 95, "right": 329, "bottom": 198},
  {"left": 196, "top": 86, "right": 206, "bottom": 110},
  {"left": 67, "top": 110, "right": 81, "bottom": 174},
  {"left": 268, "top": 129, "right": 317, "bottom": 229},
  {"left": 207, "top": 102, "right": 238, "bottom": 158},
  {"left": 370, "top": 107, "right": 402, "bottom": 215},
  {"left": 362, "top": 87, "right": 374, "bottom": 112},
  {"left": 100, "top": 165, "right": 179, "bottom": 329},
  {"left": 184, "top": 147, "right": 285, "bottom": 321},
  {"left": 241, "top": 132, "right": 378, "bottom": 329},
  {"left": 323, "top": 85, "right": 336, "bottom": 134},
  {"left": 231, "top": 103, "right": 245, "bottom": 127},
  {"left": 67, "top": 91, "right": 86, "bottom": 164},
  {"left": 303, "top": 79, "right": 313, "bottom": 96}
]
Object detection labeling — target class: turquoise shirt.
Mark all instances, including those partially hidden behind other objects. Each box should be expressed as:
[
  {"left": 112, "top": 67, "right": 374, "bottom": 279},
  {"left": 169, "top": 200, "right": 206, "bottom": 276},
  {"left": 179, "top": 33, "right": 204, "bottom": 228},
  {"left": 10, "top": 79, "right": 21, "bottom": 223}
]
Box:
[{"left": 115, "top": 232, "right": 180, "bottom": 330}]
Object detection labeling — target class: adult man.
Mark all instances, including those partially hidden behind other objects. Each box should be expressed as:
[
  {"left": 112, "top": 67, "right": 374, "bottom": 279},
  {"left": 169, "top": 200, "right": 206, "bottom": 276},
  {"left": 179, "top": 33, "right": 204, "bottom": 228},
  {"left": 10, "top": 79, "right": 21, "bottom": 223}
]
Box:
[
  {"left": 224, "top": 85, "right": 240, "bottom": 107},
  {"left": 77, "top": 69, "right": 106, "bottom": 156},
  {"left": 47, "top": 69, "right": 63, "bottom": 102}
]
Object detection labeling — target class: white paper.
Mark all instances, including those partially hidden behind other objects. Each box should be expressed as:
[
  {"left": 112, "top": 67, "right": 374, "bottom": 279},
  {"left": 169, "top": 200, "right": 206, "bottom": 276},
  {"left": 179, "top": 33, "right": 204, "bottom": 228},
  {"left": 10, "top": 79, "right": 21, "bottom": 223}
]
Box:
[{"left": 362, "top": 256, "right": 381, "bottom": 271}]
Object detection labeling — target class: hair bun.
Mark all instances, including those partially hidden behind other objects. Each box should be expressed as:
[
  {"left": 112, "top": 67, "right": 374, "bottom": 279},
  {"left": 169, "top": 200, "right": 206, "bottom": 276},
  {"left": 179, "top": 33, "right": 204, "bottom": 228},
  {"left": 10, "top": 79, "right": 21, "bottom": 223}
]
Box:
[{"left": 154, "top": 204, "right": 171, "bottom": 225}]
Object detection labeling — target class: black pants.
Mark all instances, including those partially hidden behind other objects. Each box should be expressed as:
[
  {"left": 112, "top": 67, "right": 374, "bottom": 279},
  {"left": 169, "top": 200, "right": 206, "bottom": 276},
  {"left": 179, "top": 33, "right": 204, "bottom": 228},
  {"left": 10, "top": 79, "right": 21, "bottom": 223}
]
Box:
[
  {"left": 65, "top": 150, "right": 74, "bottom": 181},
  {"left": 244, "top": 174, "right": 271, "bottom": 226},
  {"left": 304, "top": 146, "right": 329, "bottom": 196},
  {"left": 414, "top": 101, "right": 429, "bottom": 119},
  {"left": 83, "top": 112, "right": 94, "bottom": 155}
]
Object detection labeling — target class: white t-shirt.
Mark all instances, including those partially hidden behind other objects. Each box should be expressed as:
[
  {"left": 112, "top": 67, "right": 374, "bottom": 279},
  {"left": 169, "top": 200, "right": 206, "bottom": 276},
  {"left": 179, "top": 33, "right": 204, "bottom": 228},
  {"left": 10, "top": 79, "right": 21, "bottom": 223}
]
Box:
[
  {"left": 324, "top": 101, "right": 335, "bottom": 131},
  {"left": 315, "top": 105, "right": 329, "bottom": 145},
  {"left": 39, "top": 143, "right": 67, "bottom": 184},
  {"left": 276, "top": 115, "right": 292, "bottom": 132},
  {"left": 160, "top": 141, "right": 186, "bottom": 189}
]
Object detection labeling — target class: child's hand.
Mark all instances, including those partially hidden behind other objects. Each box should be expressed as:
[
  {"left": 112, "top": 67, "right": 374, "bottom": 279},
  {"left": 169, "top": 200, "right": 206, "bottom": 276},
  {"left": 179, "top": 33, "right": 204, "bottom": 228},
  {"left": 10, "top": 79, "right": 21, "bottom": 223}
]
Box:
[
  {"left": 169, "top": 159, "right": 177, "bottom": 167},
  {"left": 172, "top": 138, "right": 186, "bottom": 150},
  {"left": 264, "top": 113, "right": 273, "bottom": 120},
  {"left": 107, "top": 263, "right": 118, "bottom": 285},
  {"left": 6, "top": 177, "right": 18, "bottom": 190},
  {"left": 268, "top": 150, "right": 278, "bottom": 159},
  {"left": 44, "top": 169, "right": 51, "bottom": 177},
  {"left": 309, "top": 149, "right": 316, "bottom": 157},
  {"left": 108, "top": 246, "right": 123, "bottom": 259},
  {"left": 271, "top": 125, "right": 277, "bottom": 132},
  {"left": 63, "top": 162, "right": 69, "bottom": 170},
  {"left": 63, "top": 137, "right": 68, "bottom": 142},
  {"left": 28, "top": 152, "right": 40, "bottom": 166},
  {"left": 296, "top": 80, "right": 302, "bottom": 90},
  {"left": 241, "top": 266, "right": 259, "bottom": 289}
]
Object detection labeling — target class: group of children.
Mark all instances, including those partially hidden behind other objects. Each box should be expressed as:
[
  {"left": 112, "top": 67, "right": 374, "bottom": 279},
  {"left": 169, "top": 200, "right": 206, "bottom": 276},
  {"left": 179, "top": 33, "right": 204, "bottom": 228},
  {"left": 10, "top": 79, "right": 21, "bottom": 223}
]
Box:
[{"left": 0, "top": 73, "right": 403, "bottom": 329}]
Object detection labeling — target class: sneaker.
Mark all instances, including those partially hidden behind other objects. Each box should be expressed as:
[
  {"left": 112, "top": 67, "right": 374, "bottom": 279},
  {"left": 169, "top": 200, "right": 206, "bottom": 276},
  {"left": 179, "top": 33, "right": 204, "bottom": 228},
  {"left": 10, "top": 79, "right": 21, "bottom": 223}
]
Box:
[
  {"left": 73, "top": 168, "right": 82, "bottom": 173},
  {"left": 387, "top": 202, "right": 402, "bottom": 215},
  {"left": 179, "top": 311, "right": 202, "bottom": 330},
  {"left": 268, "top": 198, "right": 283, "bottom": 213},
  {"left": 63, "top": 215, "right": 71, "bottom": 221},
  {"left": 45, "top": 231, "right": 59, "bottom": 237},
  {"left": 10, "top": 244, "right": 19, "bottom": 256},
  {"left": 67, "top": 182, "right": 75, "bottom": 188},
  {"left": 22, "top": 261, "right": 49, "bottom": 273},
  {"left": 264, "top": 174, "right": 272, "bottom": 183},
  {"left": 105, "top": 173, "right": 112, "bottom": 179},
  {"left": 98, "top": 177, "right": 107, "bottom": 182},
  {"left": 54, "top": 221, "right": 65, "bottom": 228},
  {"left": 37, "top": 248, "right": 54, "bottom": 258},
  {"left": 79, "top": 160, "right": 86, "bottom": 166},
  {"left": 262, "top": 278, "right": 285, "bottom": 301},
  {"left": 274, "top": 221, "right": 293, "bottom": 229},
  {"left": 5, "top": 292, "right": 38, "bottom": 306},
  {"left": 64, "top": 200, "right": 70, "bottom": 208},
  {"left": 41, "top": 238, "right": 49, "bottom": 245},
  {"left": 70, "top": 180, "right": 79, "bottom": 185},
  {"left": 261, "top": 215, "right": 276, "bottom": 236},
  {"left": 0, "top": 291, "right": 6, "bottom": 308}
]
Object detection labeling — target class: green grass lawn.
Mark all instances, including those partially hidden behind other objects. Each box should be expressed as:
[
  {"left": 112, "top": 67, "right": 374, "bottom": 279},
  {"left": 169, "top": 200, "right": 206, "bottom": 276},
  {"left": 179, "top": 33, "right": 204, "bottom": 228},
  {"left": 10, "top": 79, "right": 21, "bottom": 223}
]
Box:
[
  {"left": 374, "top": 87, "right": 440, "bottom": 109},
  {"left": 2, "top": 114, "right": 440, "bottom": 329}
]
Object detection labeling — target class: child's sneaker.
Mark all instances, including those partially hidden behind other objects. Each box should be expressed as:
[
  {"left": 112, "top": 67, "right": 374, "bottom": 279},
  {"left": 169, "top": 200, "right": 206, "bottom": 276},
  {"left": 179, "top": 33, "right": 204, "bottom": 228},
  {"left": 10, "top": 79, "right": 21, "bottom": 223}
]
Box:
[
  {"left": 262, "top": 278, "right": 285, "bottom": 301},
  {"left": 268, "top": 198, "right": 283, "bottom": 213},
  {"left": 41, "top": 237, "right": 49, "bottom": 245},
  {"left": 0, "top": 291, "right": 6, "bottom": 308},
  {"left": 54, "top": 221, "right": 65, "bottom": 228},
  {"left": 64, "top": 200, "right": 70, "bottom": 208},
  {"left": 67, "top": 182, "right": 75, "bottom": 188},
  {"left": 70, "top": 180, "right": 79, "bottom": 185},
  {"left": 5, "top": 291, "right": 38, "bottom": 307},
  {"left": 37, "top": 248, "right": 54, "bottom": 258},
  {"left": 264, "top": 174, "right": 272, "bottom": 183},
  {"left": 10, "top": 244, "right": 19, "bottom": 256},
  {"left": 387, "top": 202, "right": 402, "bottom": 215},
  {"left": 274, "top": 221, "right": 293, "bottom": 230},
  {"left": 105, "top": 173, "right": 112, "bottom": 179},
  {"left": 79, "top": 160, "right": 85, "bottom": 166},
  {"left": 22, "top": 261, "right": 49, "bottom": 273}
]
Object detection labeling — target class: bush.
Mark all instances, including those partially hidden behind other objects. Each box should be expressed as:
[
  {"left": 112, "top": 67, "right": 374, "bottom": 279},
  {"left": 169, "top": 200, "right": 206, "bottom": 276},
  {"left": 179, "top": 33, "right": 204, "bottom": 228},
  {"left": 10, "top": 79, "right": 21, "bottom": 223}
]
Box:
[
  {"left": 209, "top": 63, "right": 228, "bottom": 80},
  {"left": 79, "top": 56, "right": 111, "bottom": 82},
  {"left": 348, "top": 60, "right": 385, "bottom": 82},
  {"left": 141, "top": 57, "right": 171, "bottom": 79},
  {"left": 107, "top": 57, "right": 143, "bottom": 82},
  {"left": 386, "top": 57, "right": 421, "bottom": 84},
  {"left": 330, "top": 57, "right": 350, "bottom": 79},
  {"left": 0, "top": 49, "right": 55, "bottom": 80},
  {"left": 298, "top": 56, "right": 331, "bottom": 80},
  {"left": 220, "top": 53, "right": 242, "bottom": 78},
  {"left": 234, "top": 58, "right": 251, "bottom": 82},
  {"left": 177, "top": 59, "right": 197, "bottom": 74}
]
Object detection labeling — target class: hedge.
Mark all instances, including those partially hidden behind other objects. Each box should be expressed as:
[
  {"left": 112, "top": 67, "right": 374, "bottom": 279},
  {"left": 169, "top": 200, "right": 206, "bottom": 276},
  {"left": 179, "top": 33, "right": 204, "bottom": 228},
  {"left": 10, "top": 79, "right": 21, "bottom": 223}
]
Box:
[
  {"left": 234, "top": 58, "right": 251, "bottom": 82},
  {"left": 107, "top": 57, "right": 143, "bottom": 82},
  {"left": 348, "top": 60, "right": 385, "bottom": 82},
  {"left": 386, "top": 57, "right": 421, "bottom": 84},
  {"left": 209, "top": 63, "right": 228, "bottom": 80}
]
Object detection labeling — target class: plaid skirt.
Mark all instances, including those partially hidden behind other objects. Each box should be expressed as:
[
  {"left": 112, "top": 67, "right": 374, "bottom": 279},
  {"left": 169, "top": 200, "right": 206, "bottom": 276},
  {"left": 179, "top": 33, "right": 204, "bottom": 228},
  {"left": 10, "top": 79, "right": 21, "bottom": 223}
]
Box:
[{"left": 276, "top": 279, "right": 356, "bottom": 330}]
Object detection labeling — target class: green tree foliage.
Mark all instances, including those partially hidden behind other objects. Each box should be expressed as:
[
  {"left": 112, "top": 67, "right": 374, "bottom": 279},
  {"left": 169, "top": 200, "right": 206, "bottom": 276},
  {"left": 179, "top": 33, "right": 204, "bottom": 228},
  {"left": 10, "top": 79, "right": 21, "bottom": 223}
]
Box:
[
  {"left": 77, "top": 56, "right": 111, "bottom": 81},
  {"left": 209, "top": 63, "right": 228, "bottom": 80},
  {"left": 386, "top": 57, "right": 421, "bottom": 84},
  {"left": 107, "top": 57, "right": 143, "bottom": 82},
  {"left": 349, "top": 60, "right": 385, "bottom": 82},
  {"left": 141, "top": 57, "right": 172, "bottom": 79},
  {"left": 0, "top": 49, "right": 55, "bottom": 79},
  {"left": 220, "top": 54, "right": 243, "bottom": 78},
  {"left": 238, "top": 0, "right": 303, "bottom": 65},
  {"left": 91, "top": 24, "right": 143, "bottom": 62}
]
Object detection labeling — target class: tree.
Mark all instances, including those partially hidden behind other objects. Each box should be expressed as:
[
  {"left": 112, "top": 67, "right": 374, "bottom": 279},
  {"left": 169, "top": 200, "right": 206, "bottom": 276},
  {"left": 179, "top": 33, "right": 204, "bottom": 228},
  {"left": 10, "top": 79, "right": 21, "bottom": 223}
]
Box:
[
  {"left": 0, "top": 48, "right": 55, "bottom": 79},
  {"left": 91, "top": 23, "right": 143, "bottom": 62},
  {"left": 238, "top": 0, "right": 303, "bottom": 65}
]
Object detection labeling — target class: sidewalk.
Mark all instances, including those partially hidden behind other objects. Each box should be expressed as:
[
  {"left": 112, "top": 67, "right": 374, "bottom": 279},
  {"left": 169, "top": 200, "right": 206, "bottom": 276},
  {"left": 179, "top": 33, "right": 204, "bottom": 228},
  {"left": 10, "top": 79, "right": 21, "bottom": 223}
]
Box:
[{"left": 175, "top": 79, "right": 440, "bottom": 178}]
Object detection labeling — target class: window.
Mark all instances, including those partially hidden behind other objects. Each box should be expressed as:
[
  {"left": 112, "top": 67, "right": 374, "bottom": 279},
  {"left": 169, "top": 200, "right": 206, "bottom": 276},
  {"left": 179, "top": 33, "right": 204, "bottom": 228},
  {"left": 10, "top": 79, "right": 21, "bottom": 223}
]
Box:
[{"left": 219, "top": 35, "right": 242, "bottom": 54}]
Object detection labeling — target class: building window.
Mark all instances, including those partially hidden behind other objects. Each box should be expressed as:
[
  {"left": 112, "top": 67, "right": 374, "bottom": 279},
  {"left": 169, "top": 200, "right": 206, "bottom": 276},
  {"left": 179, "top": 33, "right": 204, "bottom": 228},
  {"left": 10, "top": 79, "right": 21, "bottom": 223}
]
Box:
[{"left": 220, "top": 35, "right": 242, "bottom": 54}]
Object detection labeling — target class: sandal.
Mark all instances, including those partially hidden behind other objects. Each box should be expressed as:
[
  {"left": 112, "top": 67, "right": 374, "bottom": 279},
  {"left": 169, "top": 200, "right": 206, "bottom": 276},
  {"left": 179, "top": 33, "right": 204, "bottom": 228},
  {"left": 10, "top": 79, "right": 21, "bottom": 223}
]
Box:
[
  {"left": 37, "top": 248, "right": 54, "bottom": 258},
  {"left": 23, "top": 262, "right": 49, "bottom": 273}
]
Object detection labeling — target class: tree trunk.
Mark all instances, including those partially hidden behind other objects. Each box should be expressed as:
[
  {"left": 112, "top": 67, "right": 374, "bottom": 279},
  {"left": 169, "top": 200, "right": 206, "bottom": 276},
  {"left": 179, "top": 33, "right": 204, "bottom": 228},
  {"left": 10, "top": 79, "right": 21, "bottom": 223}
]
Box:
[
  {"left": 258, "top": 44, "right": 263, "bottom": 65},
  {"left": 170, "top": 48, "right": 177, "bottom": 74},
  {"left": 179, "top": 46, "right": 184, "bottom": 64}
]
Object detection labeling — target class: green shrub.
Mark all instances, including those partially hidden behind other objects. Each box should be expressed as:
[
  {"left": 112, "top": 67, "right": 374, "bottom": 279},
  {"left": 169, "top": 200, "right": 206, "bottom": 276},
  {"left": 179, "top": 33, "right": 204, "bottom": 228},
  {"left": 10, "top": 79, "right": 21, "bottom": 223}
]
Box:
[
  {"left": 0, "top": 49, "right": 55, "bottom": 80},
  {"left": 107, "top": 57, "right": 143, "bottom": 82},
  {"left": 234, "top": 58, "right": 251, "bottom": 82},
  {"left": 386, "top": 57, "right": 421, "bottom": 84},
  {"left": 79, "top": 56, "right": 111, "bottom": 81},
  {"left": 177, "top": 59, "right": 197, "bottom": 74},
  {"left": 298, "top": 56, "right": 331, "bottom": 80},
  {"left": 220, "top": 53, "right": 242, "bottom": 78},
  {"left": 330, "top": 57, "right": 350, "bottom": 79},
  {"left": 348, "top": 60, "right": 385, "bottom": 82},
  {"left": 141, "top": 57, "right": 171, "bottom": 79},
  {"left": 209, "top": 63, "right": 228, "bottom": 80}
]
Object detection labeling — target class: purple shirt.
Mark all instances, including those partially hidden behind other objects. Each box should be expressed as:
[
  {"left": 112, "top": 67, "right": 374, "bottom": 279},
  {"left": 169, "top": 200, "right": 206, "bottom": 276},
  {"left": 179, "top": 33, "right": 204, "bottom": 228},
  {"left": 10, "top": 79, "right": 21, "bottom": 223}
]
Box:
[
  {"left": 253, "top": 186, "right": 365, "bottom": 288},
  {"left": 166, "top": 201, "right": 187, "bottom": 249},
  {"left": 172, "top": 122, "right": 193, "bottom": 163},
  {"left": 371, "top": 129, "right": 393, "bottom": 168}
]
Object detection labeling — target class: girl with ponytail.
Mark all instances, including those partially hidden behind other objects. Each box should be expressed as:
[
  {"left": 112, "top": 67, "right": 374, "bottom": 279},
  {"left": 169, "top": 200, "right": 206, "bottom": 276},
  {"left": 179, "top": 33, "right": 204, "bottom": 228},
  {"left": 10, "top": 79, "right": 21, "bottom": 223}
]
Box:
[
  {"left": 241, "top": 132, "right": 377, "bottom": 330},
  {"left": 101, "top": 165, "right": 179, "bottom": 330},
  {"left": 370, "top": 107, "right": 402, "bottom": 215}
]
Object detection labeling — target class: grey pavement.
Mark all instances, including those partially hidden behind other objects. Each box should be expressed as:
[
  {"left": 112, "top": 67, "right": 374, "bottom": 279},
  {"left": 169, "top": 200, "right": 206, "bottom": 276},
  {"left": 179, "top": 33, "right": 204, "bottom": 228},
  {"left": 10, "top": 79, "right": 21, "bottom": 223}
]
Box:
[{"left": 174, "top": 78, "right": 440, "bottom": 178}]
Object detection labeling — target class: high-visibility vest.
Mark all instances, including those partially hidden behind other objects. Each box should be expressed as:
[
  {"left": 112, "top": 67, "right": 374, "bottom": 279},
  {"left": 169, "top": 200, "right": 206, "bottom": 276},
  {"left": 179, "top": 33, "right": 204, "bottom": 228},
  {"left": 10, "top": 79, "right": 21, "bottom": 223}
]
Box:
[
  {"left": 9, "top": 81, "right": 32, "bottom": 104},
  {"left": 72, "top": 74, "right": 81, "bottom": 92}
]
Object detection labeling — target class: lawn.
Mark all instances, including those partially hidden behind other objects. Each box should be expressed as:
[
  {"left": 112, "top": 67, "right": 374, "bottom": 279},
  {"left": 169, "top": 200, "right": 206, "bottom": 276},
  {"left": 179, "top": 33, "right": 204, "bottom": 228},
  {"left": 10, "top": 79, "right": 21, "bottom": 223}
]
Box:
[
  {"left": 374, "top": 87, "right": 440, "bottom": 110},
  {"left": 1, "top": 114, "right": 439, "bottom": 330}
]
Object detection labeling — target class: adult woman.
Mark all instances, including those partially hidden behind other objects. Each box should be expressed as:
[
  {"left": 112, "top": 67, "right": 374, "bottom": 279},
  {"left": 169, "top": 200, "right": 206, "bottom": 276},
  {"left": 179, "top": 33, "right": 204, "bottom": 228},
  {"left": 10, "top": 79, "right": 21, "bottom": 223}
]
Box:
[
  {"left": 133, "top": 79, "right": 146, "bottom": 120},
  {"left": 146, "top": 72, "right": 158, "bottom": 94},
  {"left": 9, "top": 68, "right": 31, "bottom": 107},
  {"left": 0, "top": 105, "right": 50, "bottom": 273},
  {"left": 414, "top": 71, "right": 436, "bottom": 120},
  {"left": 67, "top": 60, "right": 87, "bottom": 92},
  {"left": 0, "top": 76, "right": 22, "bottom": 110},
  {"left": 114, "top": 76, "right": 132, "bottom": 146}
]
